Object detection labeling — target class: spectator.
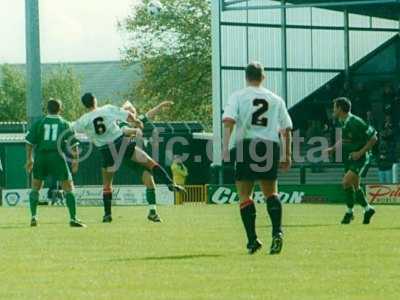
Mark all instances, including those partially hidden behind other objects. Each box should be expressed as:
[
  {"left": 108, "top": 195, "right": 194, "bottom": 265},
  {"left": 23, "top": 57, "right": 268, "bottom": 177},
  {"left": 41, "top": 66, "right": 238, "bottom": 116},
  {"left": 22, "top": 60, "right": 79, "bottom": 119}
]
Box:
[
  {"left": 382, "top": 83, "right": 395, "bottom": 118},
  {"left": 376, "top": 140, "right": 394, "bottom": 184},
  {"left": 338, "top": 81, "right": 352, "bottom": 99},
  {"left": 380, "top": 115, "right": 397, "bottom": 166},
  {"left": 393, "top": 83, "right": 400, "bottom": 129},
  {"left": 319, "top": 83, "right": 337, "bottom": 103},
  {"left": 170, "top": 155, "right": 188, "bottom": 204},
  {"left": 352, "top": 82, "right": 372, "bottom": 122}
]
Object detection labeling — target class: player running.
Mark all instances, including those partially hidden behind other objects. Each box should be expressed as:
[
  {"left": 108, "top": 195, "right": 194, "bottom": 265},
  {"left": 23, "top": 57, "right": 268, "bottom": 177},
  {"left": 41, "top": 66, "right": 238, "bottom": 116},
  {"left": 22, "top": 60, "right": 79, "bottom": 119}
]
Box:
[
  {"left": 222, "top": 62, "right": 293, "bottom": 255},
  {"left": 72, "top": 93, "right": 185, "bottom": 223},
  {"left": 325, "top": 97, "right": 377, "bottom": 224},
  {"left": 25, "top": 99, "right": 86, "bottom": 227}
]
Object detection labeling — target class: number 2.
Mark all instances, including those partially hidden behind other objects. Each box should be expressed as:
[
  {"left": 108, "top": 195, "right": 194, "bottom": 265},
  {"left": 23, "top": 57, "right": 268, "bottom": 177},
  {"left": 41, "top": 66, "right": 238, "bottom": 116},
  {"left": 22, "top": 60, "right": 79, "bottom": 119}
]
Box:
[
  {"left": 251, "top": 99, "right": 269, "bottom": 127},
  {"left": 93, "top": 117, "right": 106, "bottom": 135}
]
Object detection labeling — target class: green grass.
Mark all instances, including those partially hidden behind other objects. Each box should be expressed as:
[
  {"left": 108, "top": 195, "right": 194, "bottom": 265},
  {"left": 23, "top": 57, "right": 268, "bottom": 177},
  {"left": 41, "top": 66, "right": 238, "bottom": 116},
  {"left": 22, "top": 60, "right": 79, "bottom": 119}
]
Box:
[{"left": 1, "top": 204, "right": 400, "bottom": 300}]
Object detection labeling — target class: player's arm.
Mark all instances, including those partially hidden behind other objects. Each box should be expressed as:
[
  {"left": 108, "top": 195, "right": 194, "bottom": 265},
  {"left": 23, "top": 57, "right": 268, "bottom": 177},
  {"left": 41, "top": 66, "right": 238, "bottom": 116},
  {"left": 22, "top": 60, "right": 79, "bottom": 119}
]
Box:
[
  {"left": 222, "top": 94, "right": 238, "bottom": 162},
  {"left": 65, "top": 123, "right": 80, "bottom": 174},
  {"left": 25, "top": 143, "right": 34, "bottom": 173},
  {"left": 351, "top": 128, "right": 378, "bottom": 161},
  {"left": 222, "top": 119, "right": 235, "bottom": 162},
  {"left": 278, "top": 101, "right": 293, "bottom": 171},
  {"left": 122, "top": 126, "right": 143, "bottom": 138},
  {"left": 280, "top": 128, "right": 292, "bottom": 171},
  {"left": 324, "top": 139, "right": 342, "bottom": 154},
  {"left": 70, "top": 144, "right": 79, "bottom": 174},
  {"left": 145, "top": 101, "right": 174, "bottom": 120},
  {"left": 121, "top": 102, "right": 143, "bottom": 129},
  {"left": 25, "top": 123, "right": 38, "bottom": 173}
]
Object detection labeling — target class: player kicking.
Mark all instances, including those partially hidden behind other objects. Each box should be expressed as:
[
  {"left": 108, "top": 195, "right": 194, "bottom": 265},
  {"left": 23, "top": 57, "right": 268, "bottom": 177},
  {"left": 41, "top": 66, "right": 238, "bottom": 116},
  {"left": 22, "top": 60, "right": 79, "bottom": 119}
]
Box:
[
  {"left": 325, "top": 98, "right": 377, "bottom": 224},
  {"left": 72, "top": 93, "right": 185, "bottom": 223},
  {"left": 25, "top": 99, "right": 86, "bottom": 227},
  {"left": 120, "top": 100, "right": 175, "bottom": 222},
  {"left": 222, "top": 62, "right": 292, "bottom": 255}
]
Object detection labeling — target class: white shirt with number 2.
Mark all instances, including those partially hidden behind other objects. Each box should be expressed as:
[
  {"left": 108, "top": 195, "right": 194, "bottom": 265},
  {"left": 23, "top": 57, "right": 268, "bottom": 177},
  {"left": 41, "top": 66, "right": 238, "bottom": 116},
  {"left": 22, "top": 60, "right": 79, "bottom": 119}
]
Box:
[{"left": 222, "top": 86, "right": 293, "bottom": 148}]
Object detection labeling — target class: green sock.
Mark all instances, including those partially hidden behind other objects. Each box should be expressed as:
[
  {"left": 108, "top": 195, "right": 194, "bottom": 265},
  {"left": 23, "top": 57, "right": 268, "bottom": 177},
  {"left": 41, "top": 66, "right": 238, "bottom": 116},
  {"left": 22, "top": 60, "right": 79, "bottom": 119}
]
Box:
[
  {"left": 355, "top": 188, "right": 372, "bottom": 210},
  {"left": 65, "top": 192, "right": 77, "bottom": 221},
  {"left": 146, "top": 188, "right": 157, "bottom": 213},
  {"left": 29, "top": 190, "right": 39, "bottom": 218},
  {"left": 344, "top": 187, "right": 355, "bottom": 213}
]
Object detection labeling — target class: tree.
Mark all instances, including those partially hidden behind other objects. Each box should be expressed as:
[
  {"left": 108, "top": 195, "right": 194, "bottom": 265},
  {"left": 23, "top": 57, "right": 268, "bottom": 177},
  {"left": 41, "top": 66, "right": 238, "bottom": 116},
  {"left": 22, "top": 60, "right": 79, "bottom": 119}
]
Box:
[
  {"left": 0, "top": 65, "right": 27, "bottom": 121},
  {"left": 120, "top": 0, "right": 212, "bottom": 129},
  {"left": 42, "top": 66, "right": 83, "bottom": 121},
  {"left": 0, "top": 64, "right": 82, "bottom": 122}
]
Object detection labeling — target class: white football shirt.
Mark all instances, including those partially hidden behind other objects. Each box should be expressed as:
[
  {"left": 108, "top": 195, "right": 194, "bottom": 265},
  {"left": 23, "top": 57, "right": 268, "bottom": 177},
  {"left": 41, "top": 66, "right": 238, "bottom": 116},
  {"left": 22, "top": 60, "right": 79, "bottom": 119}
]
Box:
[
  {"left": 72, "top": 105, "right": 130, "bottom": 147},
  {"left": 222, "top": 86, "right": 292, "bottom": 146}
]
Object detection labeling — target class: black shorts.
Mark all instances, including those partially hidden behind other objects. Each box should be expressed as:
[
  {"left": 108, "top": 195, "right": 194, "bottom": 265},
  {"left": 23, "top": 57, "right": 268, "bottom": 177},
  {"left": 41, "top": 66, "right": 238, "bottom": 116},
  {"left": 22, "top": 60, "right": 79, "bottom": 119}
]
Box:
[
  {"left": 99, "top": 136, "right": 136, "bottom": 169},
  {"left": 231, "top": 139, "right": 280, "bottom": 181}
]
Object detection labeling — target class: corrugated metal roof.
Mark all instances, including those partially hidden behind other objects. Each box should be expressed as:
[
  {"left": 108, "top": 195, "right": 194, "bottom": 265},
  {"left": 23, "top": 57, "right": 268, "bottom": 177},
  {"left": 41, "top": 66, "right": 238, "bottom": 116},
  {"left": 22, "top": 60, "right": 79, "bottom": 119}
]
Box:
[
  {"left": 224, "top": 0, "right": 400, "bottom": 20},
  {"left": 0, "top": 61, "right": 142, "bottom": 103}
]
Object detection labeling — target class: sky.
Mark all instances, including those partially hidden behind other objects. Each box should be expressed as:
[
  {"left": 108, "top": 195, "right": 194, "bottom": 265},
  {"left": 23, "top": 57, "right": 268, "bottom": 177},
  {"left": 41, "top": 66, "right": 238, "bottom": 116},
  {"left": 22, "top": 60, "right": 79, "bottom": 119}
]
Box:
[{"left": 0, "top": 0, "right": 140, "bottom": 63}]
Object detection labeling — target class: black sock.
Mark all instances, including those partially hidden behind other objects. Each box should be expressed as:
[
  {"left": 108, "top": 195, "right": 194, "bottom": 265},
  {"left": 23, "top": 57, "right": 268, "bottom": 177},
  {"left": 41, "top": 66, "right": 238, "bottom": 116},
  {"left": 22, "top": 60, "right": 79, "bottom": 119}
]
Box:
[
  {"left": 344, "top": 187, "right": 355, "bottom": 212},
  {"left": 151, "top": 164, "right": 174, "bottom": 185},
  {"left": 355, "top": 188, "right": 369, "bottom": 208},
  {"left": 103, "top": 189, "right": 112, "bottom": 216},
  {"left": 240, "top": 199, "right": 257, "bottom": 244},
  {"left": 266, "top": 195, "right": 282, "bottom": 236}
]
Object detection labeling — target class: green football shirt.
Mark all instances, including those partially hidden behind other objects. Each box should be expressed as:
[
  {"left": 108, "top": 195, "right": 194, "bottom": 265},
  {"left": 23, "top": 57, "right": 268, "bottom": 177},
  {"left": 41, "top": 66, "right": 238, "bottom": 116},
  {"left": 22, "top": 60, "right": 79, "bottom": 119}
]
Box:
[
  {"left": 26, "top": 115, "right": 78, "bottom": 152},
  {"left": 340, "top": 113, "right": 376, "bottom": 156}
]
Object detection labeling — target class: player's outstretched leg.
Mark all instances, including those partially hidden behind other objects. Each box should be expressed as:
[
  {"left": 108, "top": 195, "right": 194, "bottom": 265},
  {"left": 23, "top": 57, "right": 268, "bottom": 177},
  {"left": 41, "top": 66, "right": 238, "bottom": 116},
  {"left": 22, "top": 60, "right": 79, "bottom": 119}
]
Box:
[
  {"left": 341, "top": 187, "right": 355, "bottom": 224},
  {"left": 132, "top": 147, "right": 186, "bottom": 194},
  {"left": 29, "top": 189, "right": 39, "bottom": 227},
  {"left": 240, "top": 198, "right": 262, "bottom": 254},
  {"left": 354, "top": 188, "right": 375, "bottom": 224},
  {"left": 151, "top": 163, "right": 186, "bottom": 193},
  {"left": 266, "top": 194, "right": 283, "bottom": 255}
]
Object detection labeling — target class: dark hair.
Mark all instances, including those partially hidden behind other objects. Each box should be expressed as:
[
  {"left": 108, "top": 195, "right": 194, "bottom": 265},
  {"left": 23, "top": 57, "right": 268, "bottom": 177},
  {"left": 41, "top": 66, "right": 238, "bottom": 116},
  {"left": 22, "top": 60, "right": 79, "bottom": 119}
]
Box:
[
  {"left": 245, "top": 62, "right": 264, "bottom": 82},
  {"left": 47, "top": 99, "right": 62, "bottom": 114},
  {"left": 81, "top": 92, "right": 95, "bottom": 108},
  {"left": 333, "top": 97, "right": 351, "bottom": 113}
]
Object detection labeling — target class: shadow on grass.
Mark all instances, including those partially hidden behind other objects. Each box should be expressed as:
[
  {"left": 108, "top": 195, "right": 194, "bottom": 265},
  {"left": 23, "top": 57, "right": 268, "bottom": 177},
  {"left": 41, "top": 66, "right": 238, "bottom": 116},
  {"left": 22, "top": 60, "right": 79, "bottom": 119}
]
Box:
[
  {"left": 259, "top": 224, "right": 337, "bottom": 229},
  {"left": 0, "top": 224, "right": 28, "bottom": 230},
  {"left": 369, "top": 227, "right": 400, "bottom": 231},
  {"left": 285, "top": 224, "right": 338, "bottom": 228},
  {"left": 108, "top": 254, "right": 223, "bottom": 262}
]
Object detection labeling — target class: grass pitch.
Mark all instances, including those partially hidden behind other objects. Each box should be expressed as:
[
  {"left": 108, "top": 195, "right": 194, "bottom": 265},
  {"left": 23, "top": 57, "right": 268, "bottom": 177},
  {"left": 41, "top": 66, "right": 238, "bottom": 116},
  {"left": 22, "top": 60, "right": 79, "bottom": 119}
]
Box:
[{"left": 1, "top": 204, "right": 400, "bottom": 300}]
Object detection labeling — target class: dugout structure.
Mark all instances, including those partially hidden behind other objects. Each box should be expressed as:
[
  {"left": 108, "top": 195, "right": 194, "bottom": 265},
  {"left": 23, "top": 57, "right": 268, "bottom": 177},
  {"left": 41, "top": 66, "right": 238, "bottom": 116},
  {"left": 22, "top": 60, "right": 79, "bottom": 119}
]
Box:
[{"left": 211, "top": 0, "right": 400, "bottom": 181}]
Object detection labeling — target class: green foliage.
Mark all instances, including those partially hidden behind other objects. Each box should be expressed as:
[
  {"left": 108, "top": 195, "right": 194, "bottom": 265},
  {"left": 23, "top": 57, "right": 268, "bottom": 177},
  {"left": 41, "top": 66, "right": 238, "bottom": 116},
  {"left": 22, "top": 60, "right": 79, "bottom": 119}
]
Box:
[
  {"left": 42, "top": 66, "right": 83, "bottom": 120},
  {"left": 0, "top": 65, "right": 27, "bottom": 121},
  {"left": 120, "top": 0, "right": 212, "bottom": 129},
  {"left": 0, "top": 64, "right": 82, "bottom": 122}
]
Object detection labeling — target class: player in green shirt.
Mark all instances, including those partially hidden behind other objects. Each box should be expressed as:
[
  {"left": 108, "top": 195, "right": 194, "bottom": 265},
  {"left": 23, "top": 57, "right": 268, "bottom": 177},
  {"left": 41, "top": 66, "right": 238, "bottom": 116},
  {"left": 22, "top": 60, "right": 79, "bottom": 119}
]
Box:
[
  {"left": 120, "top": 100, "right": 175, "bottom": 222},
  {"left": 25, "top": 99, "right": 86, "bottom": 227},
  {"left": 325, "top": 97, "right": 377, "bottom": 224}
]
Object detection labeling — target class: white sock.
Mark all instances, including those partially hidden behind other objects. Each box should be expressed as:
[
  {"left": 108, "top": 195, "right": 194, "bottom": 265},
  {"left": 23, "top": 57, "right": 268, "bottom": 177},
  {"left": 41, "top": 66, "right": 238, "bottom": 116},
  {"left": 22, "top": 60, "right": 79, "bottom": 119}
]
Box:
[
  {"left": 347, "top": 208, "right": 354, "bottom": 214},
  {"left": 364, "top": 204, "right": 373, "bottom": 212},
  {"left": 149, "top": 205, "right": 157, "bottom": 212}
]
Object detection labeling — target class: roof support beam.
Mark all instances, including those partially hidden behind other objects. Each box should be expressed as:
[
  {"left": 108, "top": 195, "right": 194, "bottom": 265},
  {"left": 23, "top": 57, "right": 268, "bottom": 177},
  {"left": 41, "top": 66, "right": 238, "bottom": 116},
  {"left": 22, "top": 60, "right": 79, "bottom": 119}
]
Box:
[{"left": 223, "top": 0, "right": 400, "bottom": 11}]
